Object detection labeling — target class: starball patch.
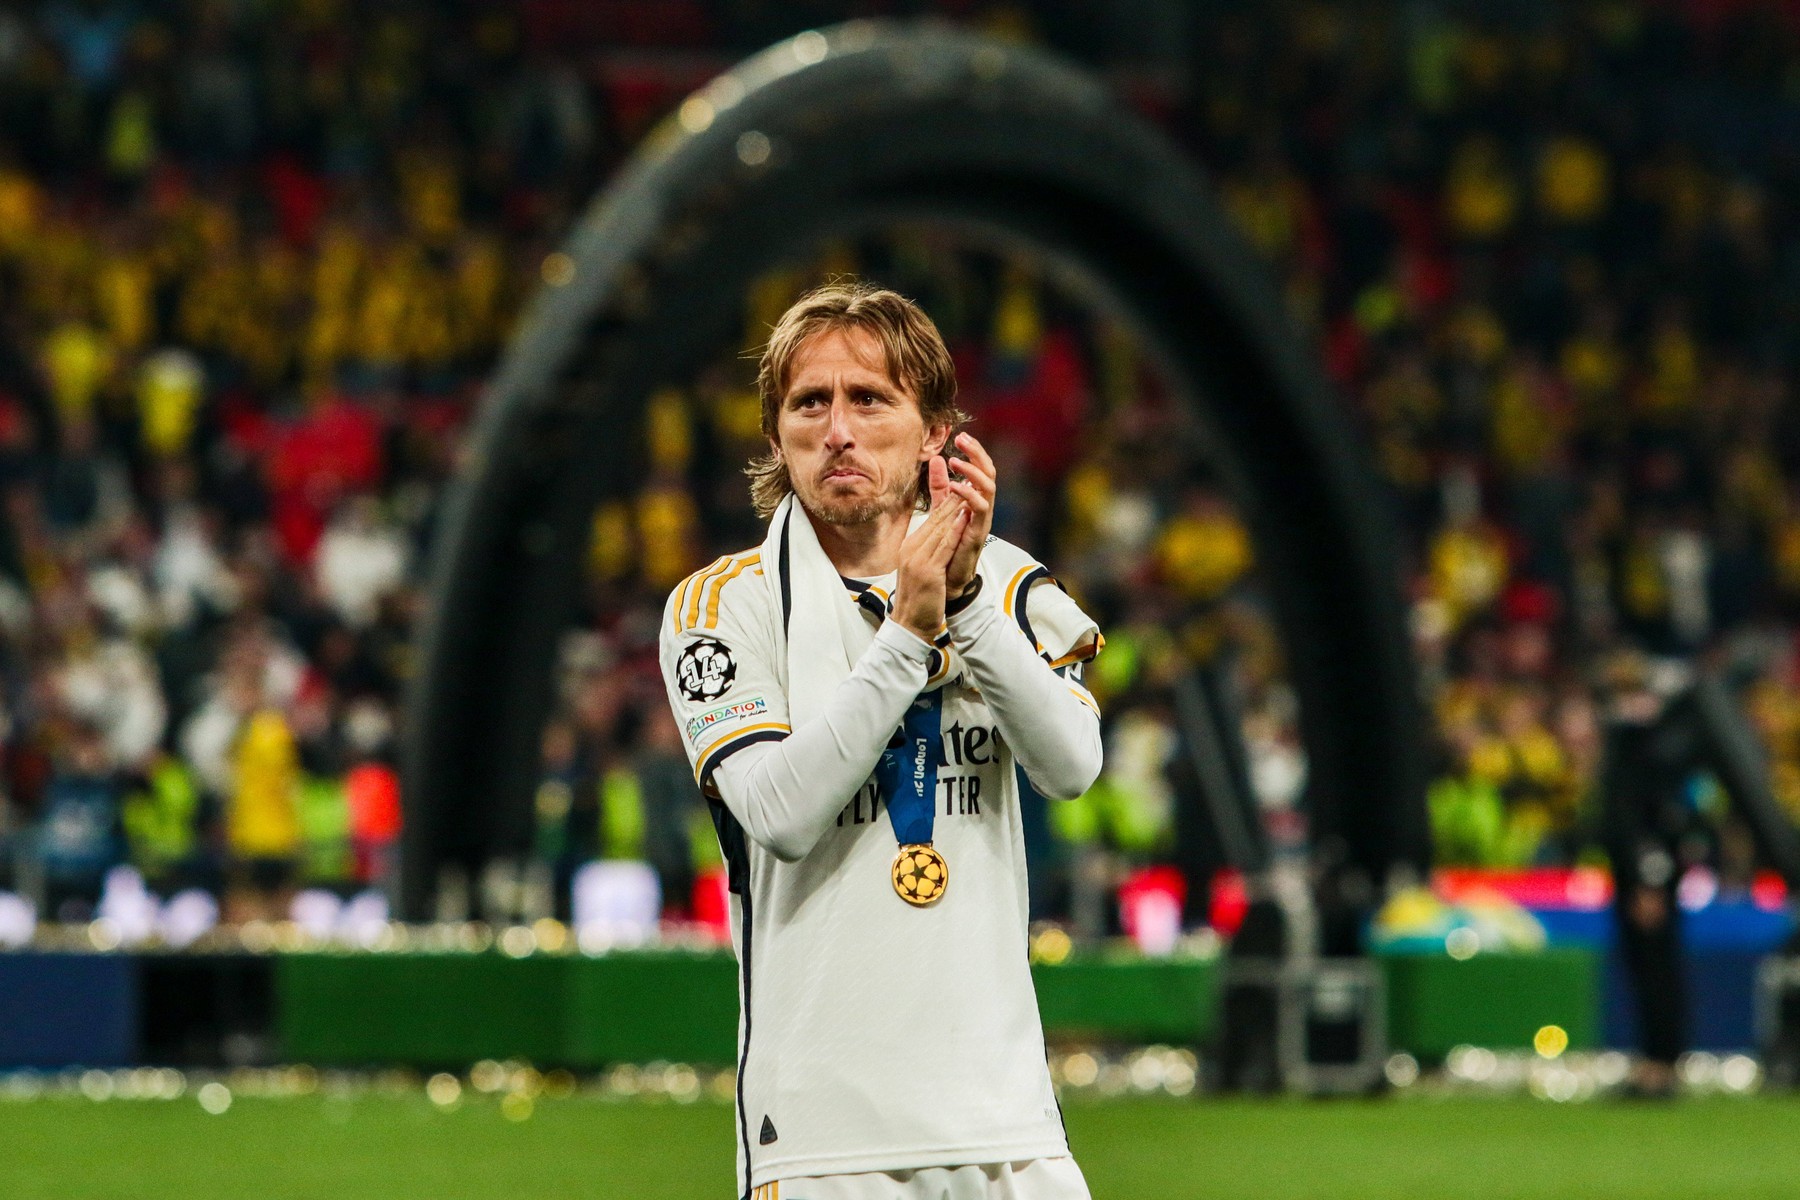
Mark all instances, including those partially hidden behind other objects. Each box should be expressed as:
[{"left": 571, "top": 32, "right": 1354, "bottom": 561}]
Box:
[{"left": 676, "top": 638, "right": 737, "bottom": 702}]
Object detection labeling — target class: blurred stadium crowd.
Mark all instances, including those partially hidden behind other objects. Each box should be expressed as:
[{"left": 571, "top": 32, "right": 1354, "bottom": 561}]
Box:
[{"left": 0, "top": 0, "right": 1797, "bottom": 931}]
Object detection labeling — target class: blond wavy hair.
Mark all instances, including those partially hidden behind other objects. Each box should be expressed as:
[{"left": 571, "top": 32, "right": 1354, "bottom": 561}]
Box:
[{"left": 747, "top": 281, "right": 967, "bottom": 518}]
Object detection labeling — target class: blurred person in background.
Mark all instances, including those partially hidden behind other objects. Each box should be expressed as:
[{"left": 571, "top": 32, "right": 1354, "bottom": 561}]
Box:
[
  {"left": 343, "top": 698, "right": 402, "bottom": 896},
  {"left": 0, "top": 697, "right": 16, "bottom": 893},
  {"left": 121, "top": 748, "right": 202, "bottom": 897},
  {"left": 1049, "top": 697, "right": 1177, "bottom": 938},
  {"left": 634, "top": 700, "right": 705, "bottom": 918},
  {"left": 1599, "top": 651, "right": 1703, "bottom": 1098},
  {"left": 313, "top": 492, "right": 409, "bottom": 631},
  {"left": 38, "top": 721, "right": 123, "bottom": 920},
  {"left": 223, "top": 701, "right": 302, "bottom": 924},
  {"left": 532, "top": 716, "right": 590, "bottom": 923}
]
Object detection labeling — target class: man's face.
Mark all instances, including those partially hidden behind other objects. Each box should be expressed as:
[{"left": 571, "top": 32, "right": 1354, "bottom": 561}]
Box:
[{"left": 774, "top": 326, "right": 948, "bottom": 527}]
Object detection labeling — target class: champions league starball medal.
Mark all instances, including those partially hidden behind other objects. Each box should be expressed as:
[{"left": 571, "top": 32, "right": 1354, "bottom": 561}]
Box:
[
  {"left": 876, "top": 691, "right": 947, "bottom": 908},
  {"left": 892, "top": 843, "right": 948, "bottom": 906}
]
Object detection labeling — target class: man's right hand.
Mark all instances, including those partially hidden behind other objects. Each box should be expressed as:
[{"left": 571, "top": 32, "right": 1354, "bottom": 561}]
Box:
[{"left": 892, "top": 459, "right": 969, "bottom": 643}]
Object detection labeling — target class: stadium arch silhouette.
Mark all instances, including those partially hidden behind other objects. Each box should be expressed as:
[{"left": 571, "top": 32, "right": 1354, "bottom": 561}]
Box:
[{"left": 400, "top": 24, "right": 1431, "bottom": 922}]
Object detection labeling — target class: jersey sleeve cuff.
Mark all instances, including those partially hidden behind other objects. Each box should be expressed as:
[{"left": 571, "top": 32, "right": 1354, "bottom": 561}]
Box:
[
  {"left": 873, "top": 617, "right": 936, "bottom": 663},
  {"left": 694, "top": 722, "right": 792, "bottom": 787},
  {"left": 1045, "top": 631, "right": 1104, "bottom": 670}
]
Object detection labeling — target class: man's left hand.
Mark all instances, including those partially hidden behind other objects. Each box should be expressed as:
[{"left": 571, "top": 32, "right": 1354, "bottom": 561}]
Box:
[{"left": 934, "top": 432, "right": 995, "bottom": 597}]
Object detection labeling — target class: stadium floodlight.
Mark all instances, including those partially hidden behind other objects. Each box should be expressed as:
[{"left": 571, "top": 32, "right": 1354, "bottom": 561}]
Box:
[{"left": 402, "top": 22, "right": 1429, "bottom": 923}]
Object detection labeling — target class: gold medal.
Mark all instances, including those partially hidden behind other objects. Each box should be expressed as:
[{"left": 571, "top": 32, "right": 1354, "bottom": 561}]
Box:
[{"left": 891, "top": 844, "right": 948, "bottom": 906}]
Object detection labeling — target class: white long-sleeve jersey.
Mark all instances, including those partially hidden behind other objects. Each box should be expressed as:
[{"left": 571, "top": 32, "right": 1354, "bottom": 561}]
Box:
[{"left": 658, "top": 535, "right": 1102, "bottom": 1195}]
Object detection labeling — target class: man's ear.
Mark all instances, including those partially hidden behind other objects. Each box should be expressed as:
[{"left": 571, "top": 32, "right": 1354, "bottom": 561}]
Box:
[
  {"left": 920, "top": 422, "right": 952, "bottom": 460},
  {"left": 768, "top": 436, "right": 783, "bottom": 460}
]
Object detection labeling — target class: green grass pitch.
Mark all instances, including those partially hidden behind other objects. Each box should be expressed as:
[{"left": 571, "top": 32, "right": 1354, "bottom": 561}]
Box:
[{"left": 5, "top": 1093, "right": 1800, "bottom": 1198}]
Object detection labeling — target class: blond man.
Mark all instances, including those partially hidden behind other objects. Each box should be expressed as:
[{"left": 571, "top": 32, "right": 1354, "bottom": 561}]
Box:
[{"left": 661, "top": 282, "right": 1103, "bottom": 1200}]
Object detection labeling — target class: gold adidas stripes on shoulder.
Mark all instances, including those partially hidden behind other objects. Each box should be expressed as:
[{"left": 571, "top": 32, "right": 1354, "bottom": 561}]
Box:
[{"left": 671, "top": 551, "right": 761, "bottom": 633}]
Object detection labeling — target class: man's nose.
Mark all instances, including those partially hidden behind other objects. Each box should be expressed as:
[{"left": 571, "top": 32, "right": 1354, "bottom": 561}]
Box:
[{"left": 824, "top": 395, "right": 855, "bottom": 450}]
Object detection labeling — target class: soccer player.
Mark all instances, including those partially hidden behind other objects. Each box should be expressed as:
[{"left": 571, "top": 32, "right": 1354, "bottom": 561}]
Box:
[{"left": 660, "top": 282, "right": 1103, "bottom": 1200}]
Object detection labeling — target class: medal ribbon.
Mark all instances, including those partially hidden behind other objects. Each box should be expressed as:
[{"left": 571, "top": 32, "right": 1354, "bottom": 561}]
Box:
[
  {"left": 877, "top": 689, "right": 942, "bottom": 845},
  {"left": 851, "top": 582, "right": 945, "bottom": 847}
]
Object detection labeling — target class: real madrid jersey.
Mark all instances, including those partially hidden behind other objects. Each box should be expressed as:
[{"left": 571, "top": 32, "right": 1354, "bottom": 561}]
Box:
[{"left": 658, "top": 538, "right": 1101, "bottom": 1193}]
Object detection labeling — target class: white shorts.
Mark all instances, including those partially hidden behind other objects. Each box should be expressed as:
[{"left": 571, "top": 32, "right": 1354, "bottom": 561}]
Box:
[{"left": 755, "top": 1157, "right": 1091, "bottom": 1200}]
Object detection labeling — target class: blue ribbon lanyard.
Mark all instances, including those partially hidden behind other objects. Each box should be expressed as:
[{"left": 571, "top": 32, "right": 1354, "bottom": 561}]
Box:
[{"left": 876, "top": 691, "right": 943, "bottom": 845}]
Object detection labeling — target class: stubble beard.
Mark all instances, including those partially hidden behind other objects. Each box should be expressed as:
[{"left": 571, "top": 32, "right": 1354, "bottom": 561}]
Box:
[{"left": 796, "top": 467, "right": 917, "bottom": 528}]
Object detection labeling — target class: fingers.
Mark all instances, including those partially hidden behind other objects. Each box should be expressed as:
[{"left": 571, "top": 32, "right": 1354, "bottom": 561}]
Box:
[
  {"left": 947, "top": 453, "right": 993, "bottom": 496},
  {"left": 952, "top": 433, "right": 996, "bottom": 489},
  {"left": 919, "top": 522, "right": 966, "bottom": 584},
  {"left": 943, "top": 479, "right": 990, "bottom": 517},
  {"left": 904, "top": 488, "right": 957, "bottom": 538},
  {"left": 926, "top": 507, "right": 970, "bottom": 567},
  {"left": 914, "top": 503, "right": 965, "bottom": 564},
  {"left": 947, "top": 497, "right": 986, "bottom": 569},
  {"left": 894, "top": 499, "right": 967, "bottom": 640},
  {"left": 903, "top": 494, "right": 962, "bottom": 556},
  {"left": 927, "top": 455, "right": 951, "bottom": 511},
  {"left": 946, "top": 435, "right": 995, "bottom": 533},
  {"left": 901, "top": 496, "right": 956, "bottom": 556},
  {"left": 955, "top": 431, "right": 992, "bottom": 467},
  {"left": 946, "top": 460, "right": 992, "bottom": 502}
]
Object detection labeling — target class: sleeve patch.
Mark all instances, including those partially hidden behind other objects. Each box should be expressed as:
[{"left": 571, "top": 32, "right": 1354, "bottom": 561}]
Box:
[
  {"left": 684, "top": 695, "right": 770, "bottom": 744},
  {"left": 675, "top": 638, "right": 738, "bottom": 702}
]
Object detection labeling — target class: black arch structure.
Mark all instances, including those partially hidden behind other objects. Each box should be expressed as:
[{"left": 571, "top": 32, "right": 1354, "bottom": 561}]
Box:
[{"left": 400, "top": 23, "right": 1431, "bottom": 920}]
